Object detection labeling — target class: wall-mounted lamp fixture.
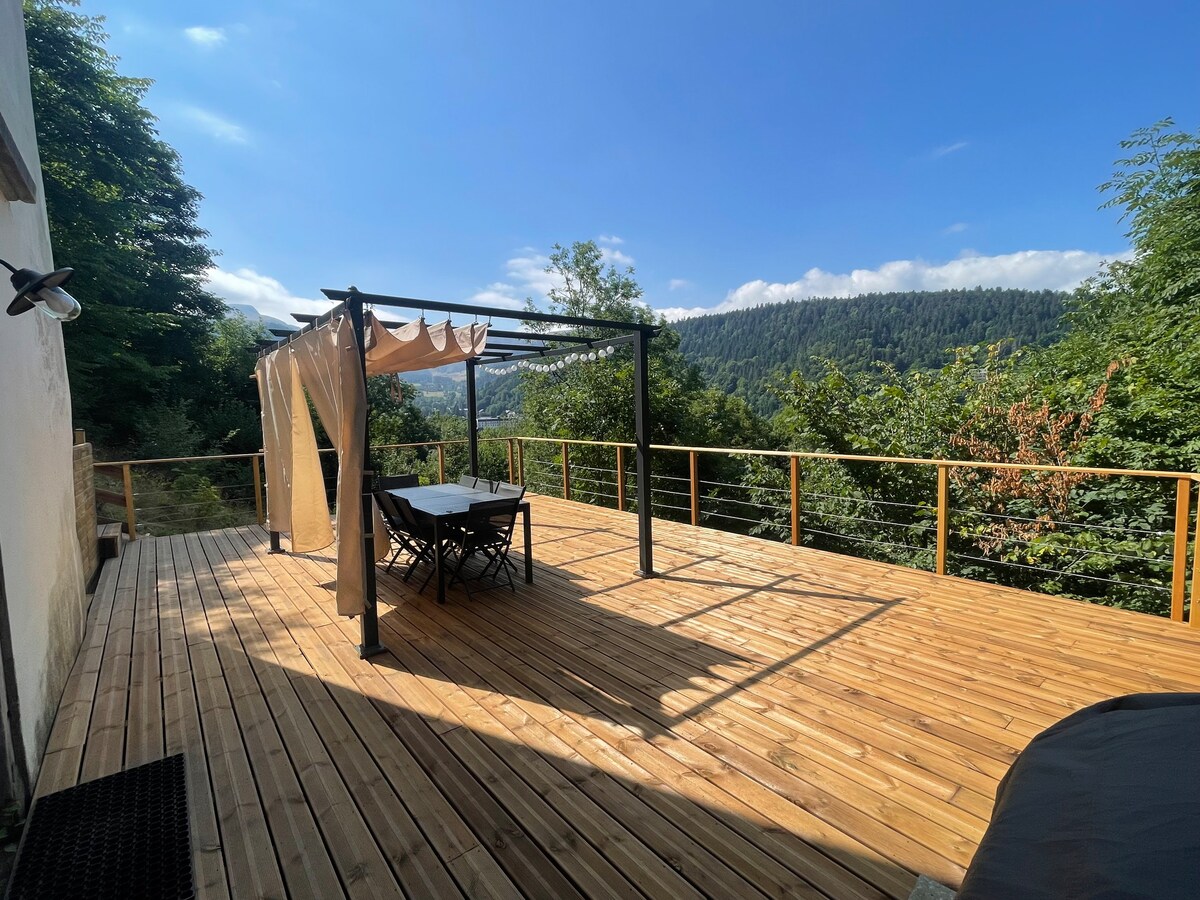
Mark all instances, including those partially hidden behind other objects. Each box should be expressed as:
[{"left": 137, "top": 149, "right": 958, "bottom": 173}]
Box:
[{"left": 2, "top": 258, "right": 81, "bottom": 321}]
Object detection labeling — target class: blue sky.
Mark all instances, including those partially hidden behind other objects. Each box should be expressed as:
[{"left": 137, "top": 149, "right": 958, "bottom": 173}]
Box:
[{"left": 75, "top": 0, "right": 1200, "bottom": 322}]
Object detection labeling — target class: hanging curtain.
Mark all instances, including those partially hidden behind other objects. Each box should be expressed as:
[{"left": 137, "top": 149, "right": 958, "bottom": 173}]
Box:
[
  {"left": 289, "top": 315, "right": 390, "bottom": 616},
  {"left": 254, "top": 349, "right": 334, "bottom": 553},
  {"left": 258, "top": 307, "right": 489, "bottom": 618},
  {"left": 364, "top": 312, "right": 488, "bottom": 375}
]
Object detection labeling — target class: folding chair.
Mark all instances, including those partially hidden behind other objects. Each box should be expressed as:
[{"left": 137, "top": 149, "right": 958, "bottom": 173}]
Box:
[
  {"left": 457, "top": 475, "right": 478, "bottom": 489},
  {"left": 377, "top": 473, "right": 419, "bottom": 490},
  {"left": 492, "top": 480, "right": 526, "bottom": 500},
  {"left": 445, "top": 497, "right": 520, "bottom": 597},
  {"left": 375, "top": 490, "right": 435, "bottom": 581}
]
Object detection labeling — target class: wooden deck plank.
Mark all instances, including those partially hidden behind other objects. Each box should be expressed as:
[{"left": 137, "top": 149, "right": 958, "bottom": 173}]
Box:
[
  {"left": 175, "top": 534, "right": 289, "bottom": 900},
  {"left": 184, "top": 532, "right": 347, "bottom": 900},
  {"left": 218, "top": 529, "right": 480, "bottom": 900},
  {"left": 34, "top": 545, "right": 122, "bottom": 797},
  {"left": 279, "top": 539, "right": 906, "bottom": 900},
  {"left": 34, "top": 496, "right": 1200, "bottom": 899},
  {"left": 80, "top": 538, "right": 141, "bottom": 782},
  {"left": 159, "top": 535, "right": 230, "bottom": 900},
  {"left": 199, "top": 529, "right": 409, "bottom": 900},
  {"left": 126, "top": 535, "right": 163, "bottom": 768}
]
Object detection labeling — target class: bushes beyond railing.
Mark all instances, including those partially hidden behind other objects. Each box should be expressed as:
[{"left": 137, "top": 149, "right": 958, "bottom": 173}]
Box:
[{"left": 96, "top": 437, "right": 1200, "bottom": 624}]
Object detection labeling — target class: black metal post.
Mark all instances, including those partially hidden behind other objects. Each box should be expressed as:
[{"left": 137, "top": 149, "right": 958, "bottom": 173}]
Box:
[
  {"left": 632, "top": 330, "right": 655, "bottom": 577},
  {"left": 268, "top": 530, "right": 283, "bottom": 554},
  {"left": 349, "top": 298, "right": 384, "bottom": 658},
  {"left": 466, "top": 358, "right": 480, "bottom": 477}
]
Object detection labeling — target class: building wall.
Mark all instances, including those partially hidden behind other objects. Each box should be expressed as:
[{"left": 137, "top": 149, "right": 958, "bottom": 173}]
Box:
[{"left": 0, "top": 0, "right": 87, "bottom": 788}]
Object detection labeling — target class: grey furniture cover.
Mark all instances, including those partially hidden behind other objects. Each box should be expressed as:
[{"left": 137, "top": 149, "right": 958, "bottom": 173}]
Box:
[{"left": 958, "top": 692, "right": 1200, "bottom": 899}]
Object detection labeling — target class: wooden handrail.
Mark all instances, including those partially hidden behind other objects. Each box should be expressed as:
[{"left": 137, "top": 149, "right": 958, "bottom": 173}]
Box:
[
  {"left": 92, "top": 436, "right": 1200, "bottom": 619},
  {"left": 95, "top": 437, "right": 1200, "bottom": 482}
]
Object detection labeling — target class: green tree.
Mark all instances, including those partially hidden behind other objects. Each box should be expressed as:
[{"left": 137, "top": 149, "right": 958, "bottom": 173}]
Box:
[
  {"left": 516, "top": 241, "right": 774, "bottom": 514},
  {"left": 1025, "top": 119, "right": 1200, "bottom": 473},
  {"left": 25, "top": 0, "right": 225, "bottom": 453}
]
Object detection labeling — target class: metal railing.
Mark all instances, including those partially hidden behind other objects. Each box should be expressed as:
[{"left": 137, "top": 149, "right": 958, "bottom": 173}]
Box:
[{"left": 95, "top": 436, "right": 1200, "bottom": 626}]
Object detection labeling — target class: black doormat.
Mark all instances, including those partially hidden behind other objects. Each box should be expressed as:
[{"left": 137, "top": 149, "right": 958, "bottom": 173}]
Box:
[{"left": 6, "top": 754, "right": 193, "bottom": 900}]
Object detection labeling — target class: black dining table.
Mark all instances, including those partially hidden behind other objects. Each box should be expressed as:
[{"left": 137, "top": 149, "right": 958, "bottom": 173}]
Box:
[{"left": 387, "top": 483, "right": 533, "bottom": 604}]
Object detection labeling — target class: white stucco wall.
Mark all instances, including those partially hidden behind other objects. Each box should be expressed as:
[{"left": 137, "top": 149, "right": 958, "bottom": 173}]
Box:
[{"left": 0, "top": 0, "right": 87, "bottom": 784}]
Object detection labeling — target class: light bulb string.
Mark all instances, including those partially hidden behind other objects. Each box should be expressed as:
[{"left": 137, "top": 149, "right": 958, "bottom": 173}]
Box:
[{"left": 479, "top": 343, "right": 618, "bottom": 376}]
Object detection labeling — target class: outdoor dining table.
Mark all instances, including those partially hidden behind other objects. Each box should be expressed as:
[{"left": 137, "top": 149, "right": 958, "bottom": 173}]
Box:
[{"left": 387, "top": 483, "right": 533, "bottom": 604}]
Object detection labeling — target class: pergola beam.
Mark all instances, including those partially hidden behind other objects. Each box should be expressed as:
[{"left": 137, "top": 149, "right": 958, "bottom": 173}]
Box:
[{"left": 320, "top": 288, "right": 659, "bottom": 333}]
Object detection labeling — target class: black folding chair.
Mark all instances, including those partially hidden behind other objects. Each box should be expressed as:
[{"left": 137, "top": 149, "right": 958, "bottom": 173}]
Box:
[
  {"left": 378, "top": 473, "right": 419, "bottom": 490},
  {"left": 492, "top": 480, "right": 526, "bottom": 500},
  {"left": 375, "top": 490, "right": 435, "bottom": 581},
  {"left": 445, "top": 497, "right": 520, "bottom": 597}
]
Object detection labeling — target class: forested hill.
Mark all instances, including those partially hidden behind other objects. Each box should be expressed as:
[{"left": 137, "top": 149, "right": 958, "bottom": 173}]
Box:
[{"left": 673, "top": 287, "right": 1066, "bottom": 412}]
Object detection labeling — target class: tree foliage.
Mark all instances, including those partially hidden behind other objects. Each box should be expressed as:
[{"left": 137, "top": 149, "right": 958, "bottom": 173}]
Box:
[
  {"left": 26, "top": 0, "right": 229, "bottom": 453},
  {"left": 674, "top": 287, "right": 1065, "bottom": 414}
]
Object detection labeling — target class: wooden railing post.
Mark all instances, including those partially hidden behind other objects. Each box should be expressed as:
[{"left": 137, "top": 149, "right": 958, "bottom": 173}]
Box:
[
  {"left": 437, "top": 443, "right": 446, "bottom": 484},
  {"left": 689, "top": 451, "right": 701, "bottom": 526},
  {"left": 517, "top": 439, "right": 525, "bottom": 487},
  {"left": 935, "top": 464, "right": 949, "bottom": 575},
  {"left": 1171, "top": 477, "right": 1191, "bottom": 622},
  {"left": 790, "top": 455, "right": 801, "bottom": 546},
  {"left": 506, "top": 438, "right": 515, "bottom": 483},
  {"left": 1191, "top": 486, "right": 1200, "bottom": 628},
  {"left": 122, "top": 463, "right": 138, "bottom": 541},
  {"left": 561, "top": 441, "right": 571, "bottom": 501},
  {"left": 616, "top": 445, "right": 626, "bottom": 512},
  {"left": 252, "top": 455, "right": 265, "bottom": 525}
]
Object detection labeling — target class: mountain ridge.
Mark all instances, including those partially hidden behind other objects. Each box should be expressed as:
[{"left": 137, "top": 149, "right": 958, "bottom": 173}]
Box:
[{"left": 672, "top": 287, "right": 1067, "bottom": 414}]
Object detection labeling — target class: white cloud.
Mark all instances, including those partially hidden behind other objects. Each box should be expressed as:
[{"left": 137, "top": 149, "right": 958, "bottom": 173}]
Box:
[
  {"left": 203, "top": 267, "right": 334, "bottom": 322},
  {"left": 467, "top": 241, "right": 643, "bottom": 309},
  {"left": 597, "top": 234, "right": 624, "bottom": 245},
  {"left": 601, "top": 246, "right": 635, "bottom": 267},
  {"left": 176, "top": 105, "right": 249, "bottom": 144},
  {"left": 668, "top": 278, "right": 690, "bottom": 291},
  {"left": 656, "top": 249, "right": 1125, "bottom": 321},
  {"left": 931, "top": 140, "right": 969, "bottom": 158},
  {"left": 943, "top": 222, "right": 969, "bottom": 235},
  {"left": 183, "top": 26, "right": 226, "bottom": 48}
]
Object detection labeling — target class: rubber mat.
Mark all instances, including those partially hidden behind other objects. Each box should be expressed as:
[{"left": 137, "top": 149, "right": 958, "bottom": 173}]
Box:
[{"left": 6, "top": 753, "right": 193, "bottom": 900}]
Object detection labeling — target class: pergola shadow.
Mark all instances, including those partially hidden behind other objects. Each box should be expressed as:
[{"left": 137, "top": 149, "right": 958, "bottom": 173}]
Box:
[{"left": 359, "top": 541, "right": 901, "bottom": 742}]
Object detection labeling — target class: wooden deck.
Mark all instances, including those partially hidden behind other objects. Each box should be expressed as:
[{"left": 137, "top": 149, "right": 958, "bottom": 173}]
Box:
[{"left": 34, "top": 495, "right": 1200, "bottom": 899}]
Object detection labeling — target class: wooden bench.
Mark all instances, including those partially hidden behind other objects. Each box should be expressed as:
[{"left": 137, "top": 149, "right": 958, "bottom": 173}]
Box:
[{"left": 97, "top": 523, "right": 123, "bottom": 560}]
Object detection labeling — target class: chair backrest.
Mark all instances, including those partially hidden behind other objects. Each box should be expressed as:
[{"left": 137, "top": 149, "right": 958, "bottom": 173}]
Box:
[
  {"left": 458, "top": 475, "right": 478, "bottom": 489},
  {"left": 392, "top": 494, "right": 425, "bottom": 532},
  {"left": 493, "top": 481, "right": 526, "bottom": 500},
  {"left": 465, "top": 497, "right": 519, "bottom": 538},
  {"left": 378, "top": 473, "right": 419, "bottom": 491},
  {"left": 374, "top": 490, "right": 402, "bottom": 526}
]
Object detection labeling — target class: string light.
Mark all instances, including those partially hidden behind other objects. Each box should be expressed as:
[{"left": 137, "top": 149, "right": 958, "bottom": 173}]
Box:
[{"left": 480, "top": 342, "right": 622, "bottom": 377}]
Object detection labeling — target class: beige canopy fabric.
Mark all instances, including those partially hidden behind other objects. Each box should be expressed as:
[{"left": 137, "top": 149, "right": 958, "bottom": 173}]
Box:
[
  {"left": 258, "top": 308, "right": 488, "bottom": 618},
  {"left": 364, "top": 312, "right": 489, "bottom": 375},
  {"left": 254, "top": 349, "right": 334, "bottom": 552},
  {"left": 257, "top": 315, "right": 388, "bottom": 616},
  {"left": 292, "top": 316, "right": 390, "bottom": 616}
]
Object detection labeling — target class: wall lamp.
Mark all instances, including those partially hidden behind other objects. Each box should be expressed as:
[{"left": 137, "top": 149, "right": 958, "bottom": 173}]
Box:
[{"left": 2, "top": 257, "right": 81, "bottom": 321}]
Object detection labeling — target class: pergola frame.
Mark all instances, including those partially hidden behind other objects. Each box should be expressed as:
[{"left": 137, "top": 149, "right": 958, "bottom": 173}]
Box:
[{"left": 256, "top": 288, "right": 660, "bottom": 657}]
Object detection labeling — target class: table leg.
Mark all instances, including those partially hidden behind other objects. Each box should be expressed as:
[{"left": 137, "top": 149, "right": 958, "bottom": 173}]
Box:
[
  {"left": 434, "top": 518, "right": 446, "bottom": 604},
  {"left": 523, "top": 506, "right": 533, "bottom": 584}
]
